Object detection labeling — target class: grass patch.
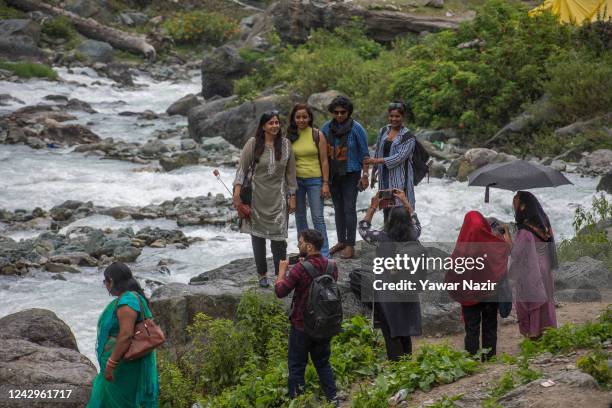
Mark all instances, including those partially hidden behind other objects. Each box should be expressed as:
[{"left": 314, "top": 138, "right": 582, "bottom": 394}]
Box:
[
  {"left": 0, "top": 60, "right": 58, "bottom": 80},
  {"left": 0, "top": 0, "right": 24, "bottom": 19}
]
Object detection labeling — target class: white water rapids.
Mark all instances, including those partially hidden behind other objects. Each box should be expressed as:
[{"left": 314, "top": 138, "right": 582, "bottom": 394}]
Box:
[{"left": 0, "top": 67, "right": 607, "bottom": 364}]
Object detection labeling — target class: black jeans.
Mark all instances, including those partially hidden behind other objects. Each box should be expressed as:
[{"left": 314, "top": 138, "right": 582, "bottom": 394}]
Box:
[
  {"left": 330, "top": 171, "right": 361, "bottom": 246},
  {"left": 463, "top": 302, "right": 498, "bottom": 359},
  {"left": 287, "top": 325, "right": 337, "bottom": 401},
  {"left": 251, "top": 235, "right": 286, "bottom": 276},
  {"left": 378, "top": 308, "right": 412, "bottom": 361}
]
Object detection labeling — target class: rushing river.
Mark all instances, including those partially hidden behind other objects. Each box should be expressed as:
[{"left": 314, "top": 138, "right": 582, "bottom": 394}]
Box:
[{"left": 0, "top": 68, "right": 607, "bottom": 364}]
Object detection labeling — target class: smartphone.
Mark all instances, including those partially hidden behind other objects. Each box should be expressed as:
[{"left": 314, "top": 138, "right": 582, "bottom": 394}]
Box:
[
  {"left": 288, "top": 255, "right": 300, "bottom": 265},
  {"left": 377, "top": 189, "right": 395, "bottom": 210}
]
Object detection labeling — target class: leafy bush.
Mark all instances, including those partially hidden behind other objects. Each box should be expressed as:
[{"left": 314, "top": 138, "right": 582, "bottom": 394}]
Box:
[
  {"left": 0, "top": 61, "right": 58, "bottom": 80},
  {"left": 558, "top": 194, "right": 612, "bottom": 268},
  {"left": 163, "top": 11, "right": 239, "bottom": 45},
  {"left": 351, "top": 344, "right": 480, "bottom": 406},
  {"left": 158, "top": 352, "right": 197, "bottom": 408},
  {"left": 520, "top": 306, "right": 612, "bottom": 356},
  {"left": 577, "top": 349, "right": 611, "bottom": 388},
  {"left": 41, "top": 16, "right": 76, "bottom": 40},
  {"left": 0, "top": 0, "right": 23, "bottom": 18}
]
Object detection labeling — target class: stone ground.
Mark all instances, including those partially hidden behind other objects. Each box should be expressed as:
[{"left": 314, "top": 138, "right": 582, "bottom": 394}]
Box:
[{"left": 342, "top": 291, "right": 612, "bottom": 407}]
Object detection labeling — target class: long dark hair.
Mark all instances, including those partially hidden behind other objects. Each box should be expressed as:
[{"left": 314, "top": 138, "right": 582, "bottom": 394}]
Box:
[
  {"left": 385, "top": 207, "right": 414, "bottom": 242},
  {"left": 254, "top": 111, "right": 283, "bottom": 162},
  {"left": 327, "top": 95, "right": 354, "bottom": 117},
  {"left": 104, "top": 262, "right": 148, "bottom": 304},
  {"left": 287, "top": 103, "right": 314, "bottom": 143}
]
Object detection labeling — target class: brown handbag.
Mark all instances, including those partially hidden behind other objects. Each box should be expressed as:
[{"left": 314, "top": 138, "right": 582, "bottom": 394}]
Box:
[{"left": 122, "top": 292, "right": 165, "bottom": 361}]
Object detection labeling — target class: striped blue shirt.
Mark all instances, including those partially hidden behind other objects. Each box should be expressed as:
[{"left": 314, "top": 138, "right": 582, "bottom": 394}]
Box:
[{"left": 321, "top": 120, "right": 370, "bottom": 173}]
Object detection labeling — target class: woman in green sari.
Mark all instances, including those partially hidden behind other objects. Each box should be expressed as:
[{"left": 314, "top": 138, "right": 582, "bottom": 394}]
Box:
[{"left": 87, "top": 262, "right": 159, "bottom": 408}]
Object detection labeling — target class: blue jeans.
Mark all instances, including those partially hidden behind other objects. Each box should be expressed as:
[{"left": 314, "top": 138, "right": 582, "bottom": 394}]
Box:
[
  {"left": 295, "top": 177, "right": 329, "bottom": 257},
  {"left": 287, "top": 325, "right": 337, "bottom": 401}
]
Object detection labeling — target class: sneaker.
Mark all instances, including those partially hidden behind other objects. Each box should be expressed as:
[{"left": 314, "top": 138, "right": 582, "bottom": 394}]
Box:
[
  {"left": 329, "top": 398, "right": 340, "bottom": 408},
  {"left": 258, "top": 276, "right": 269, "bottom": 288}
]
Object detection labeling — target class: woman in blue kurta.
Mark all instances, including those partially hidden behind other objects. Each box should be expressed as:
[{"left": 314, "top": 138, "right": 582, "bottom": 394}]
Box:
[
  {"left": 366, "top": 101, "right": 416, "bottom": 223},
  {"left": 87, "top": 262, "right": 158, "bottom": 408}
]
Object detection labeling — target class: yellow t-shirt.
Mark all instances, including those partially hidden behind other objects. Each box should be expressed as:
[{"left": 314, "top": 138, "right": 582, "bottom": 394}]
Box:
[{"left": 292, "top": 127, "right": 321, "bottom": 178}]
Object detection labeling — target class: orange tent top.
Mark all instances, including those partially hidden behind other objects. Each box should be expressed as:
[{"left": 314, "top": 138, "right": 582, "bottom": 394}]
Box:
[{"left": 530, "top": 0, "right": 611, "bottom": 23}]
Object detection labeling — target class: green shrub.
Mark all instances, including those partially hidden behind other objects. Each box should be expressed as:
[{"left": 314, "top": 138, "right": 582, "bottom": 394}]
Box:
[
  {"left": 158, "top": 352, "right": 198, "bottom": 408},
  {"left": 577, "top": 349, "right": 611, "bottom": 388},
  {"left": 41, "top": 16, "right": 76, "bottom": 40},
  {"left": 185, "top": 313, "right": 255, "bottom": 394},
  {"left": 0, "top": 61, "right": 58, "bottom": 80},
  {"left": 544, "top": 52, "right": 612, "bottom": 122},
  {"left": 0, "top": 0, "right": 24, "bottom": 19},
  {"left": 163, "top": 11, "right": 239, "bottom": 45}
]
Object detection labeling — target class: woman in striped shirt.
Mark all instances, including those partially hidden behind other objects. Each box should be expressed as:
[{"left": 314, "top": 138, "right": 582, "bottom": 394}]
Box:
[{"left": 365, "top": 101, "right": 416, "bottom": 223}]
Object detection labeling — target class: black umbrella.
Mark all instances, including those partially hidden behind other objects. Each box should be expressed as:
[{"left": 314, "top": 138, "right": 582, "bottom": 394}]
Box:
[{"left": 467, "top": 160, "right": 573, "bottom": 202}]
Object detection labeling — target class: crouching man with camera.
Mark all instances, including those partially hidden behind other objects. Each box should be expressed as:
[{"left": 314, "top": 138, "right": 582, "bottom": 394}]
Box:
[{"left": 274, "top": 229, "right": 342, "bottom": 407}]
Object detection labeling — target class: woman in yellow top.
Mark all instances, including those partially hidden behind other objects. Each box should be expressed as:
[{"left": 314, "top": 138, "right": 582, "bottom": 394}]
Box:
[{"left": 286, "top": 103, "right": 331, "bottom": 256}]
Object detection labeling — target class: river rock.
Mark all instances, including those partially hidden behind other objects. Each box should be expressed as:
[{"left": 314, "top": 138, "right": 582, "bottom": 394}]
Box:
[
  {"left": 66, "top": 0, "right": 100, "bottom": 18},
  {"left": 0, "top": 309, "right": 96, "bottom": 408},
  {"left": 189, "top": 93, "right": 295, "bottom": 147},
  {"left": 187, "top": 95, "right": 238, "bottom": 142},
  {"left": 0, "top": 19, "right": 41, "bottom": 59},
  {"left": 76, "top": 39, "right": 114, "bottom": 63},
  {"left": 429, "top": 160, "right": 447, "bottom": 178},
  {"left": 0, "top": 94, "right": 25, "bottom": 106},
  {"left": 0, "top": 308, "right": 78, "bottom": 350},
  {"left": 141, "top": 139, "right": 170, "bottom": 157},
  {"left": 118, "top": 11, "right": 149, "bottom": 26},
  {"left": 26, "top": 136, "right": 46, "bottom": 149},
  {"left": 580, "top": 149, "right": 612, "bottom": 176},
  {"left": 555, "top": 257, "right": 612, "bottom": 291},
  {"left": 307, "top": 90, "right": 342, "bottom": 114},
  {"left": 40, "top": 121, "right": 101, "bottom": 146},
  {"left": 181, "top": 139, "right": 197, "bottom": 150},
  {"left": 44, "top": 262, "right": 81, "bottom": 273},
  {"left": 465, "top": 148, "right": 499, "bottom": 168},
  {"left": 270, "top": 0, "right": 467, "bottom": 44},
  {"left": 159, "top": 150, "right": 200, "bottom": 171},
  {"left": 596, "top": 172, "right": 612, "bottom": 194},
  {"left": 113, "top": 246, "right": 142, "bottom": 263},
  {"left": 201, "top": 44, "right": 250, "bottom": 98},
  {"left": 166, "top": 94, "right": 201, "bottom": 116}
]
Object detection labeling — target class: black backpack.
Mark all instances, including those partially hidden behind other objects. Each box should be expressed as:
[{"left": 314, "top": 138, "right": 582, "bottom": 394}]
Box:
[
  {"left": 402, "top": 131, "right": 430, "bottom": 186},
  {"left": 301, "top": 260, "right": 343, "bottom": 339}
]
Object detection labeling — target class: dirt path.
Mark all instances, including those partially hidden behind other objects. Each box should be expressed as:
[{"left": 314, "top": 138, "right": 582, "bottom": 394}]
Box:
[{"left": 343, "top": 294, "right": 612, "bottom": 407}]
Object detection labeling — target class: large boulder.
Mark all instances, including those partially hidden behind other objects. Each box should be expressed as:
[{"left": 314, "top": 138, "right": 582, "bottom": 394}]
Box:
[
  {"left": 580, "top": 149, "right": 612, "bottom": 176},
  {"left": 201, "top": 44, "right": 250, "bottom": 98},
  {"left": 188, "top": 93, "right": 295, "bottom": 147},
  {"left": 166, "top": 94, "right": 201, "bottom": 116},
  {"left": 555, "top": 257, "right": 612, "bottom": 291},
  {"left": 0, "top": 309, "right": 96, "bottom": 408},
  {"left": 464, "top": 148, "right": 499, "bottom": 168},
  {"left": 0, "top": 19, "right": 42, "bottom": 59},
  {"left": 65, "top": 0, "right": 100, "bottom": 18},
  {"left": 307, "top": 90, "right": 342, "bottom": 114},
  {"left": 40, "top": 121, "right": 102, "bottom": 146},
  {"left": 76, "top": 40, "right": 114, "bottom": 63},
  {"left": 187, "top": 96, "right": 238, "bottom": 142},
  {"left": 270, "top": 0, "right": 467, "bottom": 44},
  {"left": 0, "top": 309, "right": 78, "bottom": 350},
  {"left": 597, "top": 172, "right": 612, "bottom": 194}
]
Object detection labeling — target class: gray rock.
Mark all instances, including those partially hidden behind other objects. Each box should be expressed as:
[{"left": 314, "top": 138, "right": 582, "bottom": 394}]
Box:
[
  {"left": 40, "top": 122, "right": 101, "bottom": 146},
  {"left": 113, "top": 246, "right": 142, "bottom": 263},
  {"left": 181, "top": 139, "right": 197, "bottom": 151},
  {"left": 26, "top": 136, "right": 46, "bottom": 149},
  {"left": 0, "top": 338, "right": 95, "bottom": 408},
  {"left": 44, "top": 262, "right": 80, "bottom": 274},
  {"left": 555, "top": 288, "right": 602, "bottom": 302},
  {"left": 141, "top": 139, "right": 170, "bottom": 157},
  {"left": 550, "top": 159, "right": 567, "bottom": 172},
  {"left": 189, "top": 93, "right": 295, "bottom": 147},
  {"left": 554, "top": 112, "right": 612, "bottom": 138},
  {"left": 201, "top": 44, "right": 250, "bottom": 98},
  {"left": 429, "top": 160, "right": 446, "bottom": 178},
  {"left": 66, "top": 0, "right": 100, "bottom": 18},
  {"left": 0, "top": 308, "right": 78, "bottom": 350},
  {"left": 583, "top": 149, "right": 612, "bottom": 175},
  {"left": 76, "top": 39, "right": 114, "bottom": 63},
  {"left": 464, "top": 148, "right": 498, "bottom": 168},
  {"left": 596, "top": 172, "right": 612, "bottom": 194},
  {"left": 187, "top": 96, "right": 238, "bottom": 142},
  {"left": 307, "top": 90, "right": 342, "bottom": 114},
  {"left": 159, "top": 151, "right": 200, "bottom": 171},
  {"left": 555, "top": 257, "right": 612, "bottom": 290},
  {"left": 414, "top": 129, "right": 456, "bottom": 143},
  {"left": 0, "top": 94, "right": 25, "bottom": 106},
  {"left": 119, "top": 11, "right": 149, "bottom": 26},
  {"left": 0, "top": 19, "right": 42, "bottom": 59},
  {"left": 270, "top": 0, "right": 467, "bottom": 44},
  {"left": 166, "top": 94, "right": 200, "bottom": 116},
  {"left": 426, "top": 0, "right": 444, "bottom": 8}
]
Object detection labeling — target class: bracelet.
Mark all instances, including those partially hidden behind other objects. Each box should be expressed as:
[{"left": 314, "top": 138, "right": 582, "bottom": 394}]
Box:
[{"left": 107, "top": 358, "right": 119, "bottom": 367}]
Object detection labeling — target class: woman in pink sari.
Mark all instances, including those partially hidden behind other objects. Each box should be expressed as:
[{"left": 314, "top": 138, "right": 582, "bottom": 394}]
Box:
[{"left": 509, "top": 191, "right": 558, "bottom": 339}]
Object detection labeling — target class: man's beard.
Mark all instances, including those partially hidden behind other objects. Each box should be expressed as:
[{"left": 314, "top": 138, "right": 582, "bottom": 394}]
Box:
[{"left": 299, "top": 250, "right": 308, "bottom": 257}]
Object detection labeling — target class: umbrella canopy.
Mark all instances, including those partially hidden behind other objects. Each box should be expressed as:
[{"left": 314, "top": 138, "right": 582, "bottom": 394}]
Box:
[{"left": 467, "top": 160, "right": 573, "bottom": 202}]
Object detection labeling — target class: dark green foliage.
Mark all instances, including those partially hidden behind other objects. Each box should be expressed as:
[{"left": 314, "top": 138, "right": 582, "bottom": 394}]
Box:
[
  {"left": 577, "top": 349, "right": 612, "bottom": 388},
  {"left": 41, "top": 16, "right": 76, "bottom": 40},
  {"left": 163, "top": 11, "right": 239, "bottom": 46}
]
